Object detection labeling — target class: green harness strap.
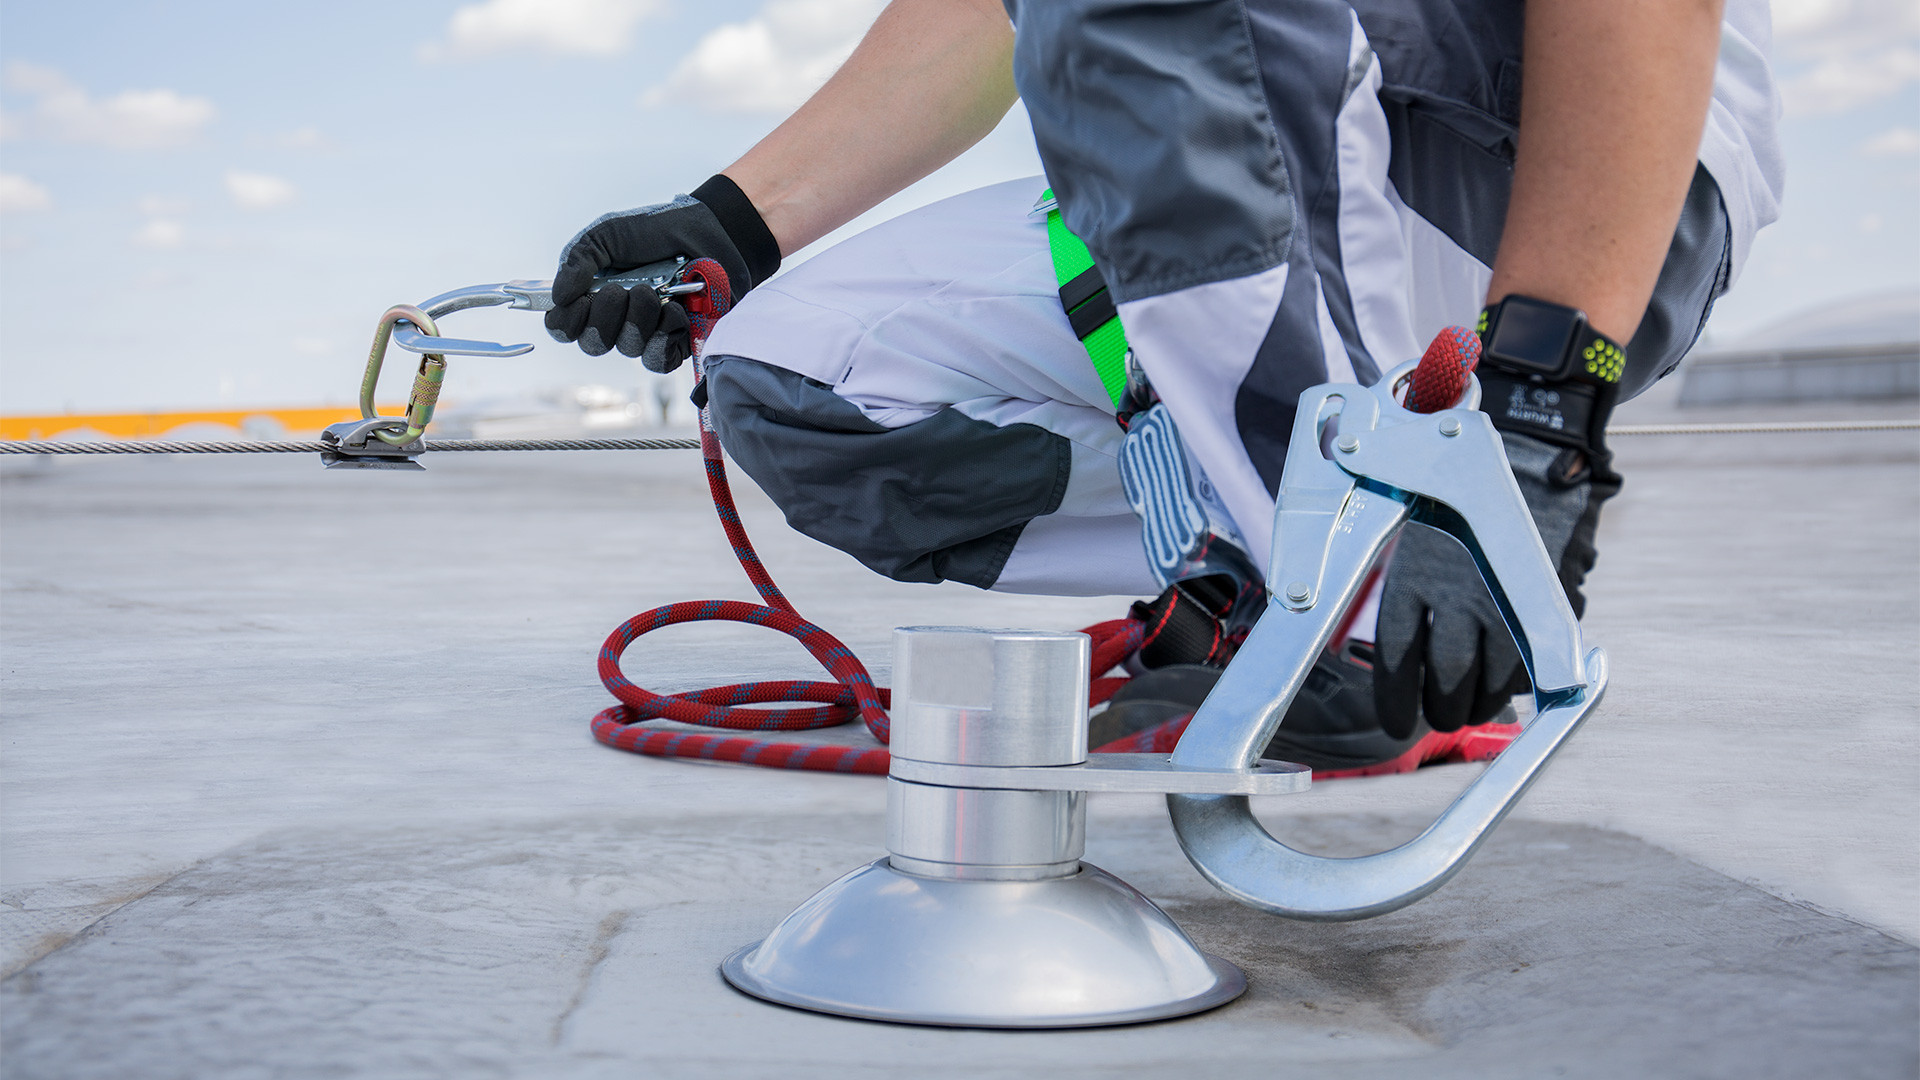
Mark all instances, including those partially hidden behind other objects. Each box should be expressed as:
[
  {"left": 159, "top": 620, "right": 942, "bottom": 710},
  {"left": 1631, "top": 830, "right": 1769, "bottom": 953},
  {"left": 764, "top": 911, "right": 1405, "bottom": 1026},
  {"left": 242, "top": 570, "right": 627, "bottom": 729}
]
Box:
[{"left": 1041, "top": 189, "right": 1131, "bottom": 409}]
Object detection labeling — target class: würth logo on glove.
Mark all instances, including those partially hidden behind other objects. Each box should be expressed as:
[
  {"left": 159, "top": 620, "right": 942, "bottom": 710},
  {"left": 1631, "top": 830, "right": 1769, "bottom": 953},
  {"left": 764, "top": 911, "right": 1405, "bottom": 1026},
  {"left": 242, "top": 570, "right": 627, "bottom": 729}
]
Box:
[{"left": 1502, "top": 385, "right": 1568, "bottom": 433}]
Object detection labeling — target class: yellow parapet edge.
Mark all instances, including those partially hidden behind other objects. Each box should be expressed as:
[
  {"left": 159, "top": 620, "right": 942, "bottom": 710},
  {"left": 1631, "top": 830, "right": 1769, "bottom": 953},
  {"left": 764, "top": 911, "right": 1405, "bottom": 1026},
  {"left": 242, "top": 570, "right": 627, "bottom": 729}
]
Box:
[{"left": 0, "top": 406, "right": 405, "bottom": 442}]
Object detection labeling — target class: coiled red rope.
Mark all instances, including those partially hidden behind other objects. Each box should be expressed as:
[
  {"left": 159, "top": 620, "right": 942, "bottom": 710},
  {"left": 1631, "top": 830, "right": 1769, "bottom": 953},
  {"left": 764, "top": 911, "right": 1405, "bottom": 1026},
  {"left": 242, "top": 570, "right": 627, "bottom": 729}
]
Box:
[
  {"left": 590, "top": 259, "right": 1146, "bottom": 774},
  {"left": 589, "top": 266, "right": 1510, "bottom": 776}
]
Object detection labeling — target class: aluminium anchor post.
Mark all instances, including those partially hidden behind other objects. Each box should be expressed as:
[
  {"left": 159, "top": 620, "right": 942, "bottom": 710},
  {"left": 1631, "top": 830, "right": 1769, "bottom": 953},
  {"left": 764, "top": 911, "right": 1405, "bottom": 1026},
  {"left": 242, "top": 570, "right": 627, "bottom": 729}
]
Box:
[
  {"left": 722, "top": 626, "right": 1307, "bottom": 1027},
  {"left": 721, "top": 359, "right": 1609, "bottom": 1027}
]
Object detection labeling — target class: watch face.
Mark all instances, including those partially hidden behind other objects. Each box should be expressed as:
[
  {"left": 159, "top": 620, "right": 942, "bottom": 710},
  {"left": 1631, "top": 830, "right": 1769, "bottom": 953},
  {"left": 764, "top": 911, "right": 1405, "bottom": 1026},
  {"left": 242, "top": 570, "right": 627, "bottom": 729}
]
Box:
[{"left": 1486, "top": 299, "right": 1582, "bottom": 378}]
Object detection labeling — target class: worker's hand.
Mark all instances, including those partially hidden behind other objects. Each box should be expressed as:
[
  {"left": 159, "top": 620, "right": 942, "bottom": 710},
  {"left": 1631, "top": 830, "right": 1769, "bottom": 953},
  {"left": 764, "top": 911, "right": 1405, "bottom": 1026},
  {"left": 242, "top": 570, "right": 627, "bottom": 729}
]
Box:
[
  {"left": 1371, "top": 431, "right": 1621, "bottom": 737},
  {"left": 546, "top": 176, "right": 778, "bottom": 372}
]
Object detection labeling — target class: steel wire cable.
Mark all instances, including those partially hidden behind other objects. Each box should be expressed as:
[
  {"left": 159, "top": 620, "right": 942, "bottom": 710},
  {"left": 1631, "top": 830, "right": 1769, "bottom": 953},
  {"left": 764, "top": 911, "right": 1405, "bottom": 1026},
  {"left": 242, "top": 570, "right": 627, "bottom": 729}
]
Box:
[
  {"left": 2, "top": 419, "right": 1911, "bottom": 457},
  {"left": 1606, "top": 419, "right": 1920, "bottom": 435},
  {"left": 0, "top": 436, "right": 701, "bottom": 455},
  {"left": 34, "top": 333, "right": 1839, "bottom": 776}
]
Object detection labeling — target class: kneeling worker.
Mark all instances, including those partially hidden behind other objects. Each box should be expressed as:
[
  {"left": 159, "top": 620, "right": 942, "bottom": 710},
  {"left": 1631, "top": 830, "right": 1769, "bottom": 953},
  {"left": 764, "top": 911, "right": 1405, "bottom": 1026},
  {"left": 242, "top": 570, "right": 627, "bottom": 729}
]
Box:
[{"left": 544, "top": 0, "right": 1782, "bottom": 771}]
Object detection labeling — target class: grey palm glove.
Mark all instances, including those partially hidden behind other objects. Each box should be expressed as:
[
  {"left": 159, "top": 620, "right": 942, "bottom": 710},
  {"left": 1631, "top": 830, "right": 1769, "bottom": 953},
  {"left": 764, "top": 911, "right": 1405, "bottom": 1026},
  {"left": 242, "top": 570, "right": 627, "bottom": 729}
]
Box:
[
  {"left": 545, "top": 174, "right": 779, "bottom": 370},
  {"left": 1372, "top": 430, "right": 1621, "bottom": 737}
]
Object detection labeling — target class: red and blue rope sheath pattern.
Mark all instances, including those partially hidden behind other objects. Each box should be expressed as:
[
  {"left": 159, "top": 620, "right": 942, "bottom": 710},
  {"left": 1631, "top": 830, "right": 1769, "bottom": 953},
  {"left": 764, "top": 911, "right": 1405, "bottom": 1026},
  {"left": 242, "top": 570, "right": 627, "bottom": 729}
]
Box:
[
  {"left": 1404, "top": 325, "right": 1480, "bottom": 414},
  {"left": 591, "top": 261, "right": 1148, "bottom": 774}
]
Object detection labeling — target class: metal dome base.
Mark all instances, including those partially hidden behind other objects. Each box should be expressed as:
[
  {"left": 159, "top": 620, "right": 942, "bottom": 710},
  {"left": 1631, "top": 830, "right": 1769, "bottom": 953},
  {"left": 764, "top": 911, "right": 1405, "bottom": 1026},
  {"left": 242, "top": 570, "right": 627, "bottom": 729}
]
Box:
[{"left": 721, "top": 858, "right": 1245, "bottom": 1029}]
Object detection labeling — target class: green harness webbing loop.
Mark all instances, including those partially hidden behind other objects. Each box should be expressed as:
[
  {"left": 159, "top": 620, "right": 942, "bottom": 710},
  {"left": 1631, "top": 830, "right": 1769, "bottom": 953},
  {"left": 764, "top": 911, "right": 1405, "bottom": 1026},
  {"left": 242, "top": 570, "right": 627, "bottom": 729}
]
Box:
[{"left": 1041, "top": 189, "right": 1130, "bottom": 409}]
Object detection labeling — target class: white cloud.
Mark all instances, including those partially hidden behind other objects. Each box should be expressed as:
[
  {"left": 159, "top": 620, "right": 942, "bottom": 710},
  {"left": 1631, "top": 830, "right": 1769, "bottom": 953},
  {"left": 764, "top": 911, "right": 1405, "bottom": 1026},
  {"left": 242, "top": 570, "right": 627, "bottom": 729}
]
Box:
[
  {"left": 1772, "top": 0, "right": 1853, "bottom": 36},
  {"left": 423, "top": 0, "right": 662, "bottom": 60},
  {"left": 225, "top": 170, "right": 297, "bottom": 210},
  {"left": 5, "top": 62, "right": 69, "bottom": 96},
  {"left": 1772, "top": 1, "right": 1920, "bottom": 115},
  {"left": 1772, "top": 0, "right": 1920, "bottom": 52},
  {"left": 1862, "top": 126, "right": 1920, "bottom": 157},
  {"left": 642, "top": 0, "right": 885, "bottom": 113},
  {"left": 4, "top": 62, "right": 214, "bottom": 149},
  {"left": 0, "top": 173, "right": 51, "bottom": 213},
  {"left": 132, "top": 219, "right": 185, "bottom": 249},
  {"left": 1782, "top": 45, "right": 1920, "bottom": 116}
]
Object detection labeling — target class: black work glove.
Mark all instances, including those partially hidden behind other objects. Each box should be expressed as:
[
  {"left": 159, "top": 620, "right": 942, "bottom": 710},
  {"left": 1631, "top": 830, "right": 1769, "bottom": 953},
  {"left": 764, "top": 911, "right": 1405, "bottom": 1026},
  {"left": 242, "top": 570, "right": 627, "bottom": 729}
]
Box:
[
  {"left": 545, "top": 174, "right": 780, "bottom": 372},
  {"left": 1372, "top": 430, "right": 1622, "bottom": 737}
]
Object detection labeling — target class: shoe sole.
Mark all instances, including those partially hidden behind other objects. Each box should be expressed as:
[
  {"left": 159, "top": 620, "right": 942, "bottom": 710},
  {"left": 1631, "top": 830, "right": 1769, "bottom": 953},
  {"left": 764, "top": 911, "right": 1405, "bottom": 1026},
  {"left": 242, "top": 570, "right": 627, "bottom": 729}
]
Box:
[{"left": 1093, "top": 714, "right": 1523, "bottom": 781}]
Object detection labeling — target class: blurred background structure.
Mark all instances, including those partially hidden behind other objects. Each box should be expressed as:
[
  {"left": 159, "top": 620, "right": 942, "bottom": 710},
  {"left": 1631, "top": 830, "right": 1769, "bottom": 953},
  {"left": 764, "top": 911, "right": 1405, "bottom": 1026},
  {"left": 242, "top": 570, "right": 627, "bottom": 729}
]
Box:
[{"left": 0, "top": 0, "right": 1915, "bottom": 434}]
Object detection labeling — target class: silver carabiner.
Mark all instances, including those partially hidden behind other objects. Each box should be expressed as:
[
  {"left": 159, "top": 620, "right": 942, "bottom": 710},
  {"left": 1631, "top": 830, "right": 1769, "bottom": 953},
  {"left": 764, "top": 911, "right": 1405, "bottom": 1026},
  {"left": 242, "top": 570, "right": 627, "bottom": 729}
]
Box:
[
  {"left": 389, "top": 258, "right": 703, "bottom": 359},
  {"left": 338, "top": 257, "right": 708, "bottom": 459}
]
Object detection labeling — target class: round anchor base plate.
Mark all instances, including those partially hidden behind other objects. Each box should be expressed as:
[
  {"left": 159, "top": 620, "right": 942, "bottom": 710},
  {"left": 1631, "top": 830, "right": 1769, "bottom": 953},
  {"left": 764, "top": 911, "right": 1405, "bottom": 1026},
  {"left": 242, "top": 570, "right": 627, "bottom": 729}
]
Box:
[{"left": 721, "top": 859, "right": 1245, "bottom": 1029}]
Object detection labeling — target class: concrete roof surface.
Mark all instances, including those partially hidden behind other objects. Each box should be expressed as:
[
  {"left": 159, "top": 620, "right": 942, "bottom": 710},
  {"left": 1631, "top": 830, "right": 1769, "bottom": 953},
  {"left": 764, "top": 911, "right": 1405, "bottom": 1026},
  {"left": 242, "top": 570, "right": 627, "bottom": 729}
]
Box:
[{"left": 2, "top": 388, "right": 1916, "bottom": 1078}]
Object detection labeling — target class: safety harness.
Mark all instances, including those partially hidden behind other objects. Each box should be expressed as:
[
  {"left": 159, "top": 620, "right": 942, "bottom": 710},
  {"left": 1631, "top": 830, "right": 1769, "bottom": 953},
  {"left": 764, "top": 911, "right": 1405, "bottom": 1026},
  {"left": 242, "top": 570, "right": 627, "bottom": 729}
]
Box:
[
  {"left": 1040, "top": 189, "right": 1261, "bottom": 667},
  {"left": 1039, "top": 189, "right": 1132, "bottom": 410}
]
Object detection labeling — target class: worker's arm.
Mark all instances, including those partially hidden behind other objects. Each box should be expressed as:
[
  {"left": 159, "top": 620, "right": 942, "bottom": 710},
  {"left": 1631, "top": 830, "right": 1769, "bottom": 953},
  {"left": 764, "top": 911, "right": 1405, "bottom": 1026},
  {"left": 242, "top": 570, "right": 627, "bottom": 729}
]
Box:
[
  {"left": 1376, "top": 0, "right": 1726, "bottom": 736},
  {"left": 1486, "top": 0, "right": 1724, "bottom": 342},
  {"left": 724, "top": 0, "right": 1019, "bottom": 258},
  {"left": 546, "top": 0, "right": 1016, "bottom": 364}
]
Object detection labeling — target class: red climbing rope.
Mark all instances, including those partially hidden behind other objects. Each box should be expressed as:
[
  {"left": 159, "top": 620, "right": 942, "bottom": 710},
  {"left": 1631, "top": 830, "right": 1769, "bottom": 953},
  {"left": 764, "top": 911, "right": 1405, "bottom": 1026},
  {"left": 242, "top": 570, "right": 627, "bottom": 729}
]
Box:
[
  {"left": 589, "top": 259, "right": 1146, "bottom": 773},
  {"left": 1403, "top": 325, "right": 1480, "bottom": 412},
  {"left": 589, "top": 439, "right": 1146, "bottom": 773},
  {"left": 589, "top": 420, "right": 1146, "bottom": 772},
  {"left": 590, "top": 283, "right": 1515, "bottom": 776}
]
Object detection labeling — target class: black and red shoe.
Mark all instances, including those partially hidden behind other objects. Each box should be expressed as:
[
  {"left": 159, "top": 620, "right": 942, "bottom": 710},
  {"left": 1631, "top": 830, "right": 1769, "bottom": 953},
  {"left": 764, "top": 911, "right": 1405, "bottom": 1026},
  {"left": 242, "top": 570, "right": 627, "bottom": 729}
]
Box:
[{"left": 1092, "top": 591, "right": 1521, "bottom": 778}]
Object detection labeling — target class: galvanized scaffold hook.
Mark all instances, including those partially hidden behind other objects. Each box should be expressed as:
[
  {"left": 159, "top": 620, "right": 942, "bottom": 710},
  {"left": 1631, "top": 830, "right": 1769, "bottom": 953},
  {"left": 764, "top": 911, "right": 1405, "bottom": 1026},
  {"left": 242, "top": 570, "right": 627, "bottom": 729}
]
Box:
[{"left": 1163, "top": 360, "right": 1605, "bottom": 921}]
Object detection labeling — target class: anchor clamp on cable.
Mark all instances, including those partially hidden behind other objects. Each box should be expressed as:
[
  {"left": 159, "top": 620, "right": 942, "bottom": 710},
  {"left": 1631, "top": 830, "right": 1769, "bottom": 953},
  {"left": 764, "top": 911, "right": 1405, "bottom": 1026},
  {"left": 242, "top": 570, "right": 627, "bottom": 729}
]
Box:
[{"left": 321, "top": 258, "right": 702, "bottom": 470}]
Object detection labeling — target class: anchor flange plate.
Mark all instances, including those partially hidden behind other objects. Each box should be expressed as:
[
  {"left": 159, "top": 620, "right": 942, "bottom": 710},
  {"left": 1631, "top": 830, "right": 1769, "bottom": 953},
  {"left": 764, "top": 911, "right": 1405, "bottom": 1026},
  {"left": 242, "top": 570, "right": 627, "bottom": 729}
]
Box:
[{"left": 721, "top": 859, "right": 1246, "bottom": 1028}]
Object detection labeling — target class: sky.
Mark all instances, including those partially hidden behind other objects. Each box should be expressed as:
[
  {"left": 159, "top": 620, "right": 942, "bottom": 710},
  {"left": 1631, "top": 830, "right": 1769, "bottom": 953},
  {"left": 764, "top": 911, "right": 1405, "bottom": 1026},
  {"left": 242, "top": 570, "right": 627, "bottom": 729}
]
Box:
[{"left": 0, "top": 0, "right": 1915, "bottom": 415}]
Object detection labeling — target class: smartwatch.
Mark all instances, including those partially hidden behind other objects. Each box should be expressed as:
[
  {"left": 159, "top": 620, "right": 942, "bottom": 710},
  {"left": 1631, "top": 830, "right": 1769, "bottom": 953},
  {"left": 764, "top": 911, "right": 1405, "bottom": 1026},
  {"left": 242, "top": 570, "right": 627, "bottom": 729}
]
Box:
[{"left": 1475, "top": 294, "right": 1626, "bottom": 456}]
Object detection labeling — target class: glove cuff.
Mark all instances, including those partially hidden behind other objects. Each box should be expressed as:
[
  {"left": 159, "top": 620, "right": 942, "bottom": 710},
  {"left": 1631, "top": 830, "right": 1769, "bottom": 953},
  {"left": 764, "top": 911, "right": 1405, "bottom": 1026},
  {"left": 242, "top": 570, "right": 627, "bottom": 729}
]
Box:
[
  {"left": 1475, "top": 371, "right": 1619, "bottom": 459},
  {"left": 692, "top": 174, "right": 781, "bottom": 289}
]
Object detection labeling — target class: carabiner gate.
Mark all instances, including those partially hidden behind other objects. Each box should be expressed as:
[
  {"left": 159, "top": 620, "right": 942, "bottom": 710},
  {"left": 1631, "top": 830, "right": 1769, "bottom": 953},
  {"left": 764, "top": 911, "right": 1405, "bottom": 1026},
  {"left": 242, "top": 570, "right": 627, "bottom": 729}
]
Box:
[{"left": 360, "top": 304, "right": 445, "bottom": 447}]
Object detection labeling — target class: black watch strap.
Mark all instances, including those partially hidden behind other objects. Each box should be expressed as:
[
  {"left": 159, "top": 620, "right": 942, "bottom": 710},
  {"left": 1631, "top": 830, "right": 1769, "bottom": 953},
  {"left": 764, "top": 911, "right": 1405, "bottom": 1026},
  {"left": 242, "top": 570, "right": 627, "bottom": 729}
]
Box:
[
  {"left": 1476, "top": 295, "right": 1626, "bottom": 457},
  {"left": 1478, "top": 294, "right": 1627, "bottom": 388}
]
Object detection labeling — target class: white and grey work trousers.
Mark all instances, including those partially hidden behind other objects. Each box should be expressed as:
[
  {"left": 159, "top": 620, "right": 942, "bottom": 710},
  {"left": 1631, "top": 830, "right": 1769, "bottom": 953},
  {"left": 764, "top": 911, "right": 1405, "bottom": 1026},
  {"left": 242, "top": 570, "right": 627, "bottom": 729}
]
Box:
[{"left": 701, "top": 2, "right": 1731, "bottom": 599}]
